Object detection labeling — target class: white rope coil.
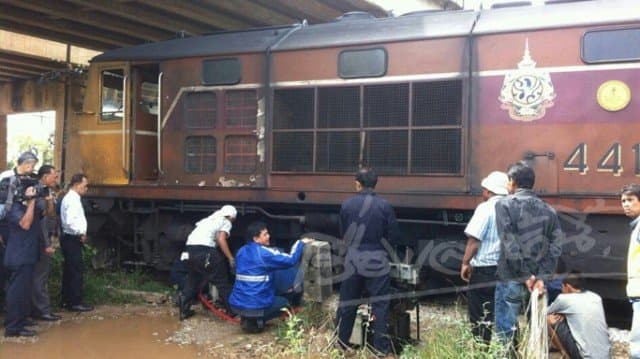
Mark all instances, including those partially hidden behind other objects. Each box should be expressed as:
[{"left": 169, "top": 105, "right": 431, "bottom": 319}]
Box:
[{"left": 523, "top": 288, "right": 549, "bottom": 359}]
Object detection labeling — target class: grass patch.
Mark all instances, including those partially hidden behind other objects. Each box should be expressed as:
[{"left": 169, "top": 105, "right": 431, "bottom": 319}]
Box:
[{"left": 48, "top": 245, "right": 172, "bottom": 307}]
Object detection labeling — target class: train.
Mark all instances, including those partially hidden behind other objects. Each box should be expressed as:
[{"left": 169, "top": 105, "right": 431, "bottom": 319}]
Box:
[{"left": 61, "top": 0, "right": 640, "bottom": 299}]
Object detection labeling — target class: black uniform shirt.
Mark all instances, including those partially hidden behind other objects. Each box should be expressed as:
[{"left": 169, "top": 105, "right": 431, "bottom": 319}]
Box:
[{"left": 339, "top": 189, "right": 398, "bottom": 251}]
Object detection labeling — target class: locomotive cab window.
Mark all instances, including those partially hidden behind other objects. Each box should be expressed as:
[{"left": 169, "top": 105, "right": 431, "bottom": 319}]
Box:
[
  {"left": 338, "top": 48, "right": 387, "bottom": 79},
  {"left": 140, "top": 82, "right": 158, "bottom": 115},
  {"left": 582, "top": 27, "right": 640, "bottom": 63},
  {"left": 100, "top": 69, "right": 124, "bottom": 121}
]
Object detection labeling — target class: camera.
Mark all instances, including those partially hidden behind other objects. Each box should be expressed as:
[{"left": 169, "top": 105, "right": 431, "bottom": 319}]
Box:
[{"left": 13, "top": 173, "right": 49, "bottom": 203}]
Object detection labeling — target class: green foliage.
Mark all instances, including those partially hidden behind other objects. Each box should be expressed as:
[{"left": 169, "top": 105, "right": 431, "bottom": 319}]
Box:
[
  {"left": 412, "top": 314, "right": 512, "bottom": 359},
  {"left": 279, "top": 308, "right": 307, "bottom": 356},
  {"left": 48, "top": 244, "right": 171, "bottom": 307},
  {"left": 6, "top": 134, "right": 55, "bottom": 169}
]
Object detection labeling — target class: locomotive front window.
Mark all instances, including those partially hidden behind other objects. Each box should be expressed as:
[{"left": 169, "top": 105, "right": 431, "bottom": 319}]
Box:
[
  {"left": 226, "top": 90, "right": 257, "bottom": 128},
  {"left": 582, "top": 27, "right": 640, "bottom": 64},
  {"left": 185, "top": 136, "right": 216, "bottom": 173},
  {"left": 184, "top": 92, "right": 216, "bottom": 128},
  {"left": 100, "top": 69, "right": 124, "bottom": 121},
  {"left": 225, "top": 136, "right": 257, "bottom": 174}
]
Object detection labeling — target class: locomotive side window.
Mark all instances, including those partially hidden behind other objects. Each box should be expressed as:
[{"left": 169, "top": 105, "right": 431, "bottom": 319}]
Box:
[
  {"left": 185, "top": 136, "right": 216, "bottom": 173},
  {"left": 184, "top": 92, "right": 216, "bottom": 128},
  {"left": 225, "top": 90, "right": 257, "bottom": 128},
  {"left": 582, "top": 28, "right": 640, "bottom": 63},
  {"left": 202, "top": 58, "right": 241, "bottom": 85},
  {"left": 100, "top": 69, "right": 124, "bottom": 121},
  {"left": 338, "top": 48, "right": 387, "bottom": 79},
  {"left": 271, "top": 79, "right": 463, "bottom": 175},
  {"left": 225, "top": 136, "right": 257, "bottom": 174}
]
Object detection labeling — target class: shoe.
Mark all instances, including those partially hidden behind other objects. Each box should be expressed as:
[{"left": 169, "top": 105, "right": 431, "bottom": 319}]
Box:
[
  {"left": 178, "top": 295, "right": 194, "bottom": 321},
  {"left": 24, "top": 319, "right": 37, "bottom": 327},
  {"left": 5, "top": 329, "right": 37, "bottom": 337},
  {"left": 35, "top": 313, "right": 61, "bottom": 321},
  {"left": 180, "top": 308, "right": 195, "bottom": 321},
  {"left": 68, "top": 304, "right": 94, "bottom": 312}
]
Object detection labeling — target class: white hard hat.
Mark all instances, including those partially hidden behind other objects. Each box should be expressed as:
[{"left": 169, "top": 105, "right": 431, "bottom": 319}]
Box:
[{"left": 481, "top": 171, "right": 509, "bottom": 195}]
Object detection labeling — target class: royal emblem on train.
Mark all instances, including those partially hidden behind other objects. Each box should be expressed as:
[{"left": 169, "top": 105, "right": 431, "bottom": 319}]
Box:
[{"left": 499, "top": 40, "right": 556, "bottom": 122}]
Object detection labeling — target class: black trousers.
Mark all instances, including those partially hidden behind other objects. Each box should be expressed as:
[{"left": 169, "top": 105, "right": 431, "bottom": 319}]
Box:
[
  {"left": 60, "top": 233, "right": 84, "bottom": 306},
  {"left": 32, "top": 252, "right": 52, "bottom": 316},
  {"left": 4, "top": 264, "right": 34, "bottom": 333},
  {"left": 467, "top": 265, "right": 497, "bottom": 344},
  {"left": 337, "top": 249, "right": 391, "bottom": 355},
  {"left": 181, "top": 245, "right": 232, "bottom": 309}
]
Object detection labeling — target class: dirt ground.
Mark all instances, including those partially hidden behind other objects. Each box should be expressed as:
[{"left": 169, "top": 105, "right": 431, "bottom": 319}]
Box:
[{"left": 0, "top": 297, "right": 631, "bottom": 358}]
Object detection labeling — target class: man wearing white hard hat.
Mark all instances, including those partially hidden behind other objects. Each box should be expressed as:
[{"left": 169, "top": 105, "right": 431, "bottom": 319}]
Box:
[
  {"left": 178, "top": 205, "right": 237, "bottom": 320},
  {"left": 460, "top": 171, "right": 509, "bottom": 345}
]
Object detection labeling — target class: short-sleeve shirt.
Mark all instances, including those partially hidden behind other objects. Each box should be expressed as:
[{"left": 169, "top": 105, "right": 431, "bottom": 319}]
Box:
[
  {"left": 185, "top": 215, "right": 232, "bottom": 247},
  {"left": 4, "top": 201, "right": 41, "bottom": 267},
  {"left": 547, "top": 291, "right": 611, "bottom": 358},
  {"left": 464, "top": 195, "right": 502, "bottom": 267}
]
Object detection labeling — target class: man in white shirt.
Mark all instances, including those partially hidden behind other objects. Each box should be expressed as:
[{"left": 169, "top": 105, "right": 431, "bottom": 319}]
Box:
[
  {"left": 460, "top": 171, "right": 509, "bottom": 344},
  {"left": 179, "top": 205, "right": 237, "bottom": 320},
  {"left": 60, "top": 173, "right": 93, "bottom": 312}
]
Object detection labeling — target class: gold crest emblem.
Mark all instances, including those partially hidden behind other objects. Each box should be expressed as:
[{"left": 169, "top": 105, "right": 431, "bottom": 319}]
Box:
[
  {"left": 499, "top": 40, "right": 556, "bottom": 122},
  {"left": 597, "top": 80, "right": 631, "bottom": 112}
]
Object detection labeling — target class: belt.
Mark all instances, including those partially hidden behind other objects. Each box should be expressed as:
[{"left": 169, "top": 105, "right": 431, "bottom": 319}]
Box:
[{"left": 236, "top": 274, "right": 269, "bottom": 282}]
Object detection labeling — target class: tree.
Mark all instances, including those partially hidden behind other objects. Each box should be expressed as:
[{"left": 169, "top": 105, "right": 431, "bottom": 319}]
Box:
[{"left": 6, "top": 134, "right": 54, "bottom": 170}]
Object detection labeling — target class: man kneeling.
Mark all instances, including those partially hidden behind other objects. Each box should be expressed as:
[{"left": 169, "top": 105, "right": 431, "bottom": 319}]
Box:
[
  {"left": 229, "top": 222, "right": 312, "bottom": 333},
  {"left": 547, "top": 271, "right": 611, "bottom": 359}
]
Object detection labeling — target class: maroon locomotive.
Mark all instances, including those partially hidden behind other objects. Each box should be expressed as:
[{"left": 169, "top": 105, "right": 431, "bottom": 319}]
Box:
[{"left": 67, "top": 0, "right": 640, "bottom": 299}]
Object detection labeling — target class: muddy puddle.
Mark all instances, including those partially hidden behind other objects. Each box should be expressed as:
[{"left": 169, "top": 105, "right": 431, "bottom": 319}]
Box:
[{"left": 0, "top": 306, "right": 207, "bottom": 359}]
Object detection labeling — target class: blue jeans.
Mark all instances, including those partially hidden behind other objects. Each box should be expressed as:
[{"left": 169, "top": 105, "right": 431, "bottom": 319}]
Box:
[
  {"left": 494, "top": 280, "right": 526, "bottom": 344},
  {"left": 631, "top": 301, "right": 640, "bottom": 358}
]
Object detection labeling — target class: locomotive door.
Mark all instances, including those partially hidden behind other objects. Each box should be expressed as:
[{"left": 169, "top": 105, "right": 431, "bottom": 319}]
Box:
[
  {"left": 75, "top": 63, "right": 131, "bottom": 184},
  {"left": 130, "top": 65, "right": 159, "bottom": 182}
]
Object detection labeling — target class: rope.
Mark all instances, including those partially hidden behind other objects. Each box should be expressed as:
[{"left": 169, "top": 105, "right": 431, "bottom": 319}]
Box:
[{"left": 523, "top": 288, "right": 549, "bottom": 359}]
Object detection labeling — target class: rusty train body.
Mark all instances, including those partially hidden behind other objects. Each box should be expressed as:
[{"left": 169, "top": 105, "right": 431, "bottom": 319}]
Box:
[{"left": 65, "top": 0, "right": 640, "bottom": 299}]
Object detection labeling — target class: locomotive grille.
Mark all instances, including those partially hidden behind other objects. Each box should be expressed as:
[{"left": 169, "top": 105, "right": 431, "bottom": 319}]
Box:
[
  {"left": 226, "top": 90, "right": 257, "bottom": 128},
  {"left": 412, "top": 129, "right": 461, "bottom": 174},
  {"left": 364, "top": 84, "right": 409, "bottom": 127},
  {"left": 185, "top": 136, "right": 216, "bottom": 173},
  {"left": 272, "top": 132, "right": 313, "bottom": 172},
  {"left": 316, "top": 131, "right": 360, "bottom": 172},
  {"left": 184, "top": 92, "right": 216, "bottom": 128},
  {"left": 318, "top": 86, "right": 360, "bottom": 128},
  {"left": 273, "top": 88, "right": 314, "bottom": 129},
  {"left": 413, "top": 81, "right": 462, "bottom": 126},
  {"left": 225, "top": 136, "right": 257, "bottom": 173},
  {"left": 364, "top": 130, "right": 408, "bottom": 175},
  {"left": 272, "top": 79, "right": 463, "bottom": 175}
]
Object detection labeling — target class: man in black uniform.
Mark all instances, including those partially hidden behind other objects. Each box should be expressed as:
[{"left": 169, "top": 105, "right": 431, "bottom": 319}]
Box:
[{"left": 336, "top": 168, "right": 398, "bottom": 357}]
